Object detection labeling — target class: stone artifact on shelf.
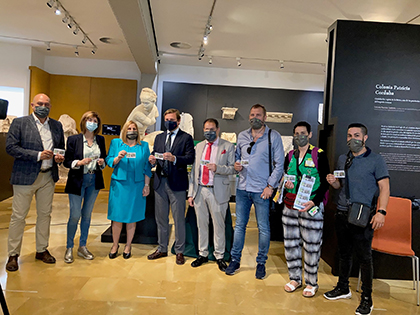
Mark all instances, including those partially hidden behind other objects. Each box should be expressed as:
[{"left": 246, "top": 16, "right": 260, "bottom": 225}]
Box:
[
  {"left": 266, "top": 112, "right": 293, "bottom": 123},
  {"left": 179, "top": 112, "right": 194, "bottom": 138},
  {"left": 57, "top": 114, "right": 78, "bottom": 185},
  {"left": 221, "top": 132, "right": 237, "bottom": 144},
  {"left": 0, "top": 115, "right": 17, "bottom": 133},
  {"left": 221, "top": 107, "right": 238, "bottom": 120}
]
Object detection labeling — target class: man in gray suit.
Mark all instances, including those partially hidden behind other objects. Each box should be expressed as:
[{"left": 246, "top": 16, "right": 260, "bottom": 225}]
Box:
[
  {"left": 5, "top": 93, "right": 65, "bottom": 272},
  {"left": 188, "top": 118, "right": 235, "bottom": 271}
]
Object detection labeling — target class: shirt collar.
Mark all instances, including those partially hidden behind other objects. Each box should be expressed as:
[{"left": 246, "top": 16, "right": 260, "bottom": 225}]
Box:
[
  {"left": 167, "top": 127, "right": 179, "bottom": 136},
  {"left": 206, "top": 137, "right": 219, "bottom": 146},
  {"left": 32, "top": 113, "right": 49, "bottom": 125},
  {"left": 83, "top": 134, "right": 97, "bottom": 144}
]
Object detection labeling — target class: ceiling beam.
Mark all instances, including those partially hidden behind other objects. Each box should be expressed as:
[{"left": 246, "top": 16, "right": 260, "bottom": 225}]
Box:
[{"left": 108, "top": 0, "right": 157, "bottom": 74}]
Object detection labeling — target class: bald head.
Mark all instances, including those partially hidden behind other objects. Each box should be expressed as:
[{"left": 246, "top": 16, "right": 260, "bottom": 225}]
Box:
[{"left": 31, "top": 93, "right": 51, "bottom": 121}]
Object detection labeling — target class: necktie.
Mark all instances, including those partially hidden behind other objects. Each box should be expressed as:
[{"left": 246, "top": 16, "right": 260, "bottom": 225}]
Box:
[
  {"left": 202, "top": 142, "right": 213, "bottom": 185},
  {"left": 163, "top": 132, "right": 173, "bottom": 176}
]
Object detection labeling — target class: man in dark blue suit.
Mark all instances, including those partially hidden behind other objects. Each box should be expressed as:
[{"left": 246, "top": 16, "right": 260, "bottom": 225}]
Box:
[
  {"left": 5, "top": 93, "right": 65, "bottom": 272},
  {"left": 148, "top": 108, "right": 195, "bottom": 265}
]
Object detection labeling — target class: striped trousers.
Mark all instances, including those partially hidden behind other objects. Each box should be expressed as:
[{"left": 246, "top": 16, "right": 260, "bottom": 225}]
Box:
[{"left": 282, "top": 204, "right": 324, "bottom": 287}]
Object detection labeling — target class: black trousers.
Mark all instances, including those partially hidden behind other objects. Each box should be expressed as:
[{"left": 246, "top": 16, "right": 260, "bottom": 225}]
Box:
[{"left": 335, "top": 210, "right": 374, "bottom": 297}]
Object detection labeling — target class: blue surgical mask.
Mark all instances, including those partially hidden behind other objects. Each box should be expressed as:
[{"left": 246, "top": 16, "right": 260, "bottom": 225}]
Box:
[
  {"left": 86, "top": 121, "right": 98, "bottom": 132},
  {"left": 34, "top": 106, "right": 50, "bottom": 119},
  {"left": 164, "top": 120, "right": 178, "bottom": 131}
]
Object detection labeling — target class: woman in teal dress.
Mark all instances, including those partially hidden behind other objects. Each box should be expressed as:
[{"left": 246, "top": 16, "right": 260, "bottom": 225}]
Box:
[{"left": 106, "top": 120, "right": 152, "bottom": 259}]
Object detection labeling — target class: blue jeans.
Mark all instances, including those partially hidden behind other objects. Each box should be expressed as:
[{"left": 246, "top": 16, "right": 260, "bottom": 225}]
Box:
[
  {"left": 67, "top": 174, "right": 99, "bottom": 248},
  {"left": 231, "top": 189, "right": 271, "bottom": 264}
]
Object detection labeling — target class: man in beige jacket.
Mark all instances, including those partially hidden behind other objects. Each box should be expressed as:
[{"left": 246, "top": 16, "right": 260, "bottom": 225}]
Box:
[{"left": 188, "top": 118, "right": 235, "bottom": 271}]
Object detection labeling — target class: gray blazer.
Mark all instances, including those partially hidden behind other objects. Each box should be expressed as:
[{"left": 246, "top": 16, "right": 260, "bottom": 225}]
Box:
[
  {"left": 188, "top": 138, "right": 235, "bottom": 204},
  {"left": 6, "top": 115, "right": 65, "bottom": 185}
]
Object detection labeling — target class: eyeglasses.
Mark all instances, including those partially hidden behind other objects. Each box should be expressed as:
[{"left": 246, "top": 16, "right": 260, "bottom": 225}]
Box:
[{"left": 247, "top": 141, "right": 255, "bottom": 154}]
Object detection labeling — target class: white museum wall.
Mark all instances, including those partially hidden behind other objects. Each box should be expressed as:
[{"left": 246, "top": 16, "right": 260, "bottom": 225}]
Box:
[
  {"left": 155, "top": 63, "right": 325, "bottom": 129},
  {"left": 0, "top": 42, "right": 32, "bottom": 115}
]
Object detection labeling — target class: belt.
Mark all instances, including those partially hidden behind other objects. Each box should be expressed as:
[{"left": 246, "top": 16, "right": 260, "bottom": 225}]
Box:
[
  {"left": 199, "top": 184, "right": 213, "bottom": 188},
  {"left": 40, "top": 168, "right": 52, "bottom": 173},
  {"left": 85, "top": 170, "right": 95, "bottom": 174}
]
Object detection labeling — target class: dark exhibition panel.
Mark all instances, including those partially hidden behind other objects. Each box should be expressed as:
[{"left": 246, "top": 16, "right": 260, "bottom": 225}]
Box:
[
  {"left": 321, "top": 20, "right": 420, "bottom": 279},
  {"left": 161, "top": 82, "right": 323, "bottom": 142}
]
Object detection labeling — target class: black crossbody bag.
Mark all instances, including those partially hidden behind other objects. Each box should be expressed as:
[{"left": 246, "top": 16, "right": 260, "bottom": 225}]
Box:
[
  {"left": 268, "top": 129, "right": 277, "bottom": 211},
  {"left": 344, "top": 152, "right": 375, "bottom": 227}
]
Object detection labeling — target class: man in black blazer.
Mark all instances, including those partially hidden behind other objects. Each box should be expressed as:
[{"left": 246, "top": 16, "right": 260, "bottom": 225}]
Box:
[
  {"left": 148, "top": 108, "right": 195, "bottom": 265},
  {"left": 5, "top": 93, "right": 65, "bottom": 272}
]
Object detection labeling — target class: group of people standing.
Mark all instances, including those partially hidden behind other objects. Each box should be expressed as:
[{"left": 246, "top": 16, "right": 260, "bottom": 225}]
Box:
[{"left": 4, "top": 93, "right": 389, "bottom": 315}]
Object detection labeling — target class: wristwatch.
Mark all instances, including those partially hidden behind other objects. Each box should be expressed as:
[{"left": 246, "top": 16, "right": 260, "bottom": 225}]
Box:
[
  {"left": 377, "top": 209, "right": 387, "bottom": 216},
  {"left": 267, "top": 184, "right": 274, "bottom": 190}
]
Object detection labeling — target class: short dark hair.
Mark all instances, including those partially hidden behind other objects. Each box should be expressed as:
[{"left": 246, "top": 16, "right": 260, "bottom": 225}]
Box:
[
  {"left": 348, "top": 123, "right": 368, "bottom": 136},
  {"left": 293, "top": 121, "right": 311, "bottom": 134},
  {"left": 203, "top": 118, "right": 219, "bottom": 128},
  {"left": 164, "top": 108, "right": 181, "bottom": 121},
  {"left": 250, "top": 104, "right": 267, "bottom": 116}
]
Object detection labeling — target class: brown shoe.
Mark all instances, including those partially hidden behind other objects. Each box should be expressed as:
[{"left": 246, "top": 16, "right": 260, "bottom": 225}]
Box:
[
  {"left": 176, "top": 253, "right": 185, "bottom": 265},
  {"left": 147, "top": 249, "right": 168, "bottom": 260},
  {"left": 35, "top": 250, "right": 56, "bottom": 264},
  {"left": 5, "top": 255, "right": 19, "bottom": 272}
]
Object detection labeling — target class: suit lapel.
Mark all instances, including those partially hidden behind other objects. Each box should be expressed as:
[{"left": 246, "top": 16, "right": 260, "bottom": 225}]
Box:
[
  {"left": 171, "top": 129, "right": 182, "bottom": 153},
  {"left": 77, "top": 134, "right": 84, "bottom": 159},
  {"left": 28, "top": 115, "right": 43, "bottom": 148}
]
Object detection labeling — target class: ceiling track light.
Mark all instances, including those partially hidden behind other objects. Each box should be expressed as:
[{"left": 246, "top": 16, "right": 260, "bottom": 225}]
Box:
[
  {"left": 46, "top": 0, "right": 55, "bottom": 8},
  {"left": 46, "top": 42, "right": 51, "bottom": 51},
  {"left": 67, "top": 20, "right": 75, "bottom": 29},
  {"left": 236, "top": 57, "right": 241, "bottom": 67},
  {"left": 48, "top": 0, "right": 97, "bottom": 54},
  {"left": 208, "top": 56, "right": 213, "bottom": 65},
  {"left": 74, "top": 46, "right": 79, "bottom": 56},
  {"left": 203, "top": 35, "right": 208, "bottom": 44},
  {"left": 54, "top": 5, "right": 61, "bottom": 15},
  {"left": 280, "top": 60, "right": 284, "bottom": 69}
]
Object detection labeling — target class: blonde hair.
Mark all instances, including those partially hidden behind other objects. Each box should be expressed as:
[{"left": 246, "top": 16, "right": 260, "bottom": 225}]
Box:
[
  {"left": 164, "top": 108, "right": 181, "bottom": 121},
  {"left": 80, "top": 111, "right": 101, "bottom": 136},
  {"left": 121, "top": 120, "right": 142, "bottom": 145}
]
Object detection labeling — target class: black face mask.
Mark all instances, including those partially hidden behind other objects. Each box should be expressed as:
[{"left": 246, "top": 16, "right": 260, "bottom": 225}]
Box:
[
  {"left": 164, "top": 120, "right": 178, "bottom": 131},
  {"left": 204, "top": 130, "right": 217, "bottom": 142},
  {"left": 34, "top": 106, "right": 50, "bottom": 118}
]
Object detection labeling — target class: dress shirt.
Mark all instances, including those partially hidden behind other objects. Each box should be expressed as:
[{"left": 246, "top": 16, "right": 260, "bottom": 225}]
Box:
[
  {"left": 200, "top": 137, "right": 219, "bottom": 186},
  {"left": 235, "top": 126, "right": 284, "bottom": 193},
  {"left": 34, "top": 113, "right": 53, "bottom": 170},
  {"left": 71, "top": 135, "right": 103, "bottom": 173},
  {"left": 164, "top": 127, "right": 179, "bottom": 164}
]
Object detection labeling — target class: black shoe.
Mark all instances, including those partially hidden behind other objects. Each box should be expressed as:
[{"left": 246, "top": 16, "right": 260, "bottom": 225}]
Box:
[
  {"left": 216, "top": 259, "right": 227, "bottom": 272},
  {"left": 191, "top": 255, "right": 208, "bottom": 267},
  {"left": 109, "top": 245, "right": 119, "bottom": 259},
  {"left": 323, "top": 286, "right": 352, "bottom": 300},
  {"left": 255, "top": 263, "right": 266, "bottom": 279},
  {"left": 123, "top": 245, "right": 131, "bottom": 259},
  {"left": 355, "top": 295, "right": 373, "bottom": 315}
]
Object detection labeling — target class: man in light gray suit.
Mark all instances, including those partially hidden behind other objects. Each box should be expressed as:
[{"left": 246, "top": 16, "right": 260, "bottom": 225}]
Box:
[
  {"left": 188, "top": 118, "right": 235, "bottom": 271},
  {"left": 5, "top": 93, "right": 65, "bottom": 272}
]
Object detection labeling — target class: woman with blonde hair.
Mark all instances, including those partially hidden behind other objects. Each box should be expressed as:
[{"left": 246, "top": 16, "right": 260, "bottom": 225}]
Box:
[
  {"left": 64, "top": 111, "right": 106, "bottom": 263},
  {"left": 106, "top": 120, "right": 152, "bottom": 259}
]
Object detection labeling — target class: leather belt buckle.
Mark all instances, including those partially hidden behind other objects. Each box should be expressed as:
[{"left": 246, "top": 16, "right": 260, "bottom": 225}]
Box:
[
  {"left": 87, "top": 170, "right": 95, "bottom": 174},
  {"left": 200, "top": 185, "right": 213, "bottom": 188}
]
